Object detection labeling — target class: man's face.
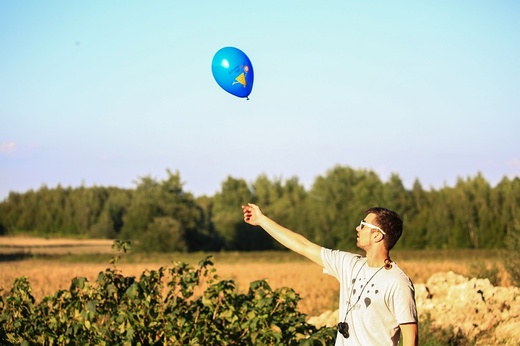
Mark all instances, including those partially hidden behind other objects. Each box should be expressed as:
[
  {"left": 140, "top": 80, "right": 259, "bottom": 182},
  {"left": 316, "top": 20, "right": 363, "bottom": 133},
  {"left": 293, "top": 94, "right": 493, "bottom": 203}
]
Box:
[{"left": 356, "top": 213, "right": 379, "bottom": 250}]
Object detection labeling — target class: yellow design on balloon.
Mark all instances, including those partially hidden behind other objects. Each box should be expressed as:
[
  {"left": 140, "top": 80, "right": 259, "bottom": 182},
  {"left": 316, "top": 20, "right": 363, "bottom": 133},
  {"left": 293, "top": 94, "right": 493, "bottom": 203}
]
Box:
[{"left": 233, "top": 73, "right": 247, "bottom": 87}]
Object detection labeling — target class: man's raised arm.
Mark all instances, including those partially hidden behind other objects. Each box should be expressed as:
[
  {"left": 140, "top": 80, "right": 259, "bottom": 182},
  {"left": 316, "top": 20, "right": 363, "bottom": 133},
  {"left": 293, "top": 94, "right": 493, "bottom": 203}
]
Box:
[{"left": 242, "top": 203, "right": 323, "bottom": 267}]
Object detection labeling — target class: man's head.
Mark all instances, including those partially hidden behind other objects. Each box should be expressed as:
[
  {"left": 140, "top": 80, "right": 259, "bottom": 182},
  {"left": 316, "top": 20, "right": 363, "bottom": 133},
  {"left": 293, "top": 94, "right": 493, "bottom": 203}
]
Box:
[{"left": 363, "top": 207, "right": 403, "bottom": 250}]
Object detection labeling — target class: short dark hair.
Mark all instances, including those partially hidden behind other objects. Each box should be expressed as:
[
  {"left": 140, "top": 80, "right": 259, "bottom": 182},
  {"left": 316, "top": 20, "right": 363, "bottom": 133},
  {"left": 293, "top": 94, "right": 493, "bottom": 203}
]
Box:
[{"left": 365, "top": 207, "right": 403, "bottom": 250}]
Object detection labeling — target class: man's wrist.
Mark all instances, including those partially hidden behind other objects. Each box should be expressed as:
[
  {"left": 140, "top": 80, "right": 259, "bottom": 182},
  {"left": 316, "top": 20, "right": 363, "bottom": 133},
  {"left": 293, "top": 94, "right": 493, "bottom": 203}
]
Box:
[{"left": 257, "top": 214, "right": 270, "bottom": 228}]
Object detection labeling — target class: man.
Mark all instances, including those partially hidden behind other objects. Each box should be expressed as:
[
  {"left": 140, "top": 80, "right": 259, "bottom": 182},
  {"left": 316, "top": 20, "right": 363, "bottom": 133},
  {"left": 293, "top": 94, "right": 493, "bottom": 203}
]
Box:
[{"left": 242, "top": 203, "right": 418, "bottom": 346}]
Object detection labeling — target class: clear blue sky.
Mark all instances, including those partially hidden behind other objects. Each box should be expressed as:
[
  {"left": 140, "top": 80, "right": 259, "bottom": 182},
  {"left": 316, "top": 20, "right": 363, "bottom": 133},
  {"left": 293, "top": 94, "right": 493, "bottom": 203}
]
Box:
[{"left": 1, "top": 1, "right": 519, "bottom": 201}]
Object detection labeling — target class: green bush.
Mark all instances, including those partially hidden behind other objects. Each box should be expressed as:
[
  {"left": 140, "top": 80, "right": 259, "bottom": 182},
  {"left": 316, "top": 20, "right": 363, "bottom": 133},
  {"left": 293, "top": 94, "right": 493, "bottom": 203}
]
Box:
[{"left": 0, "top": 241, "right": 335, "bottom": 345}]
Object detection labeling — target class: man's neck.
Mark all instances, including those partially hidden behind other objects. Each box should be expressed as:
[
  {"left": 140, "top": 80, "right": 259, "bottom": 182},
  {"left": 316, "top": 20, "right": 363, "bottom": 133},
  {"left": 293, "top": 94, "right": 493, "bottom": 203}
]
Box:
[{"left": 365, "top": 250, "right": 391, "bottom": 268}]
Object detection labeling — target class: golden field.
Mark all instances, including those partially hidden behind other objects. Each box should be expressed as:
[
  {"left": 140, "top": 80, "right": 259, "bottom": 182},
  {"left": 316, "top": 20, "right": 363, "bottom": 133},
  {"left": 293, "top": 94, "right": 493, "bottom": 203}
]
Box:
[{"left": 0, "top": 237, "right": 510, "bottom": 317}]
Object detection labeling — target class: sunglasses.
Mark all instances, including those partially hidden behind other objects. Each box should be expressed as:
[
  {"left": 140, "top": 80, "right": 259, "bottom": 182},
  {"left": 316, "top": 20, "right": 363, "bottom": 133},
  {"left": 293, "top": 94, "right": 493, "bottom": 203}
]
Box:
[{"left": 359, "top": 220, "right": 386, "bottom": 235}]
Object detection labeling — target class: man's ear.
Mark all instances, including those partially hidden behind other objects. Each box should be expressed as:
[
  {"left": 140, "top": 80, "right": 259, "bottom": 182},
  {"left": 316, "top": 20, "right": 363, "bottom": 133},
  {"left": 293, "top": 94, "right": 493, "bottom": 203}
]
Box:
[{"left": 373, "top": 231, "right": 385, "bottom": 243}]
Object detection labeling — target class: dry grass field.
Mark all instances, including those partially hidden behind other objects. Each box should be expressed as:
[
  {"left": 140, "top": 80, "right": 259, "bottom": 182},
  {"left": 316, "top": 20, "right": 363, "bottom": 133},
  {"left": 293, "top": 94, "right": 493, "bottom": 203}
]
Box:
[
  {"left": 0, "top": 237, "right": 510, "bottom": 317},
  {"left": 0, "top": 236, "right": 114, "bottom": 255}
]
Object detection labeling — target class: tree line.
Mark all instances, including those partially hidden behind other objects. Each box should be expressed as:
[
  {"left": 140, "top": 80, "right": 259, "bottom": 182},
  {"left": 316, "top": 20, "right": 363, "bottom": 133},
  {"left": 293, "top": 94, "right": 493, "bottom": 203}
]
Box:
[{"left": 0, "top": 166, "right": 518, "bottom": 252}]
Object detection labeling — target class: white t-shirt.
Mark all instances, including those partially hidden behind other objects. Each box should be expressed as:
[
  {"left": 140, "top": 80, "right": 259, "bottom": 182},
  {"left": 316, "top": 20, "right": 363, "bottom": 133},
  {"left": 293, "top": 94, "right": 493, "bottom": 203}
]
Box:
[{"left": 321, "top": 248, "right": 417, "bottom": 346}]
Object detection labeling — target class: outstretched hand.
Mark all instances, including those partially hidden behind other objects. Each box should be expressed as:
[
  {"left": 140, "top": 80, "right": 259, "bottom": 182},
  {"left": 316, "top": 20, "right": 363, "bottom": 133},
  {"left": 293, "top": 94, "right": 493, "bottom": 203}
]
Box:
[{"left": 242, "top": 203, "right": 263, "bottom": 226}]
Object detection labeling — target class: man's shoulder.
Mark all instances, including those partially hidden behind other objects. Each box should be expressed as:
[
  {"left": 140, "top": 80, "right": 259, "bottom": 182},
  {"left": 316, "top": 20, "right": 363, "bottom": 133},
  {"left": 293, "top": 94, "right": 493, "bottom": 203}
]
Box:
[
  {"left": 321, "top": 248, "right": 365, "bottom": 276},
  {"left": 385, "top": 262, "right": 415, "bottom": 287}
]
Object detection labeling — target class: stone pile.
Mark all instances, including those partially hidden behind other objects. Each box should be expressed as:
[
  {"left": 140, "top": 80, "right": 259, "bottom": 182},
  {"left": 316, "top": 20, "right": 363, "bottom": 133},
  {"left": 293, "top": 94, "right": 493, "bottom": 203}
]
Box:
[{"left": 307, "top": 271, "right": 520, "bottom": 345}]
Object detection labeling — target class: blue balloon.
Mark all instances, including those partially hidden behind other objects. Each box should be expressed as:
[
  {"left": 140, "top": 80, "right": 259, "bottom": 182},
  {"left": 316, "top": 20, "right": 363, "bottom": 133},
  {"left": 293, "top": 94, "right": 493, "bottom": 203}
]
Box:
[{"left": 212, "top": 47, "right": 254, "bottom": 99}]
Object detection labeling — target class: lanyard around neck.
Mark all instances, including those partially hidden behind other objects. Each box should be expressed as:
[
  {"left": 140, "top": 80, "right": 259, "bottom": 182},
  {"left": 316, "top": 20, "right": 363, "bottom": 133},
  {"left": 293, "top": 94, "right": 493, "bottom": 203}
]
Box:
[{"left": 341, "top": 262, "right": 386, "bottom": 323}]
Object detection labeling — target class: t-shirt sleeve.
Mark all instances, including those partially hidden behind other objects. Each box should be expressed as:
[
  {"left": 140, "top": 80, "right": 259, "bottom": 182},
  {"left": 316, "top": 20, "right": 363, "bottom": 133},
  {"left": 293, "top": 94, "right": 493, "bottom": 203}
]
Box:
[
  {"left": 390, "top": 275, "right": 418, "bottom": 324},
  {"left": 320, "top": 247, "right": 360, "bottom": 281}
]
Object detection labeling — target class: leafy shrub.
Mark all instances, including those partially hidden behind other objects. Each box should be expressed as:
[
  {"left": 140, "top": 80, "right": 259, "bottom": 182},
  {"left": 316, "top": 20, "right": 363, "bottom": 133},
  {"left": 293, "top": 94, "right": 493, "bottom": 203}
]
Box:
[{"left": 0, "top": 241, "right": 335, "bottom": 345}]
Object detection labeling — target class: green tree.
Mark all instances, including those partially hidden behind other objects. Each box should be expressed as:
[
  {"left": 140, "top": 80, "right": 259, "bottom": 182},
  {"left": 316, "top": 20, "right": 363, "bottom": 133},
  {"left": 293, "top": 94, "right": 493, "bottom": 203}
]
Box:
[
  {"left": 192, "top": 194, "right": 224, "bottom": 251},
  {"left": 0, "top": 191, "right": 26, "bottom": 234},
  {"left": 1, "top": 166, "right": 517, "bottom": 253},
  {"left": 268, "top": 177, "right": 310, "bottom": 243},
  {"left": 90, "top": 188, "right": 132, "bottom": 238},
  {"left": 449, "top": 174, "right": 494, "bottom": 248},
  {"left": 307, "top": 166, "right": 384, "bottom": 250},
  {"left": 121, "top": 170, "right": 204, "bottom": 252},
  {"left": 423, "top": 188, "right": 452, "bottom": 249},
  {"left": 382, "top": 174, "right": 411, "bottom": 217},
  {"left": 496, "top": 177, "right": 520, "bottom": 247},
  {"left": 212, "top": 176, "right": 255, "bottom": 250},
  {"left": 497, "top": 177, "right": 520, "bottom": 285},
  {"left": 13, "top": 189, "right": 39, "bottom": 234},
  {"left": 403, "top": 179, "right": 429, "bottom": 249},
  {"left": 139, "top": 216, "right": 188, "bottom": 252}
]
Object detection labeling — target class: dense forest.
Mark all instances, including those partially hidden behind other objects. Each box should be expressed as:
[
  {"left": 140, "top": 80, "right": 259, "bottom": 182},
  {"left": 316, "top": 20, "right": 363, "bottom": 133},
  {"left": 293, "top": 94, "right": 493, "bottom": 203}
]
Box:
[{"left": 0, "top": 166, "right": 519, "bottom": 252}]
